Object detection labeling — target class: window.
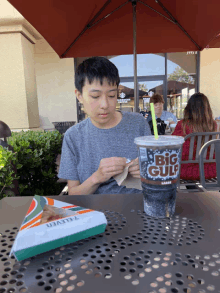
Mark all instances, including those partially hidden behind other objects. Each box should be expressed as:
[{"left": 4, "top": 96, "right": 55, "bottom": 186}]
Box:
[
  {"left": 76, "top": 52, "right": 198, "bottom": 121},
  {"left": 167, "top": 52, "right": 197, "bottom": 119}
]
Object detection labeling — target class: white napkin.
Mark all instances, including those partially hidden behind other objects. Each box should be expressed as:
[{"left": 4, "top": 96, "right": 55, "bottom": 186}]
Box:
[{"left": 113, "top": 159, "right": 142, "bottom": 190}]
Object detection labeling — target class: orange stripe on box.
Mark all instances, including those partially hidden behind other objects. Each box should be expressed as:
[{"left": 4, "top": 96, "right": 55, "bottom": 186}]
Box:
[
  {"left": 62, "top": 205, "right": 77, "bottom": 209},
  {"left": 20, "top": 213, "right": 42, "bottom": 231},
  {"left": 28, "top": 221, "right": 41, "bottom": 229},
  {"left": 47, "top": 198, "right": 54, "bottom": 205},
  {"left": 77, "top": 209, "right": 93, "bottom": 215},
  {"left": 26, "top": 199, "right": 36, "bottom": 216}
]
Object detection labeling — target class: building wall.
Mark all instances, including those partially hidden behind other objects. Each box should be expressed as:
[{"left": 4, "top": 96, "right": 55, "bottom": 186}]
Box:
[
  {"left": 21, "top": 35, "right": 40, "bottom": 128},
  {"left": 35, "top": 39, "right": 77, "bottom": 130},
  {"left": 0, "top": 0, "right": 43, "bottom": 130},
  {"left": 0, "top": 33, "right": 29, "bottom": 128},
  {"left": 200, "top": 48, "right": 220, "bottom": 119},
  {"left": 0, "top": 0, "right": 22, "bottom": 23},
  {"left": 0, "top": 0, "right": 77, "bottom": 131}
]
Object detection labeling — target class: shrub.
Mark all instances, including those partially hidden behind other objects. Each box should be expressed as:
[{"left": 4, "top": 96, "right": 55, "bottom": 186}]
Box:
[
  {"left": 0, "top": 145, "right": 20, "bottom": 200},
  {"left": 7, "top": 130, "right": 63, "bottom": 196}
]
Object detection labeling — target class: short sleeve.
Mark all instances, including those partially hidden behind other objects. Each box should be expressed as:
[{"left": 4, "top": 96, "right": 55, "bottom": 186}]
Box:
[
  {"left": 144, "top": 120, "right": 151, "bottom": 136},
  {"left": 170, "top": 113, "right": 177, "bottom": 123},
  {"left": 58, "top": 133, "right": 79, "bottom": 181},
  {"left": 161, "top": 111, "right": 177, "bottom": 123}
]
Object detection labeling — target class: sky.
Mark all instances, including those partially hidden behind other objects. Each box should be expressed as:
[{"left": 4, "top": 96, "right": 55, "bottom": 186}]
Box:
[{"left": 111, "top": 54, "right": 179, "bottom": 91}]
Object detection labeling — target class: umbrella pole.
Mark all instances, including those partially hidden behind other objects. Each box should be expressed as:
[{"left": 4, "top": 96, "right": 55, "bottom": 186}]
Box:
[{"left": 132, "top": 0, "right": 138, "bottom": 113}]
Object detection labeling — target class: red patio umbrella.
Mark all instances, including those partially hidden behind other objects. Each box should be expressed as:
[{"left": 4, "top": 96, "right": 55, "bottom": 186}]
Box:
[
  {"left": 8, "top": 0, "right": 220, "bottom": 111},
  {"left": 206, "top": 33, "right": 220, "bottom": 49}
]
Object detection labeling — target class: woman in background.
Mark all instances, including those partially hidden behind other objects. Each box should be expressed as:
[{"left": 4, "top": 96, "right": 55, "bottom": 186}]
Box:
[
  {"left": 172, "top": 92, "right": 217, "bottom": 180},
  {"left": 145, "top": 94, "right": 177, "bottom": 135},
  {"left": 145, "top": 94, "right": 177, "bottom": 123}
]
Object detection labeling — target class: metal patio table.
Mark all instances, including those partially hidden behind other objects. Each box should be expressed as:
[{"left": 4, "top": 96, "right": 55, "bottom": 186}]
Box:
[{"left": 1, "top": 191, "right": 220, "bottom": 293}]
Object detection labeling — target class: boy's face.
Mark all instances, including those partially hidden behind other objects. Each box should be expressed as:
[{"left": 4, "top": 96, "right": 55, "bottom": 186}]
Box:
[{"left": 75, "top": 78, "right": 119, "bottom": 129}]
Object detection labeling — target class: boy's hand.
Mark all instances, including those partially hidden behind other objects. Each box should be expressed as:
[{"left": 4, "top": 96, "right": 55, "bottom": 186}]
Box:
[
  {"left": 127, "top": 157, "right": 141, "bottom": 178},
  {"left": 93, "top": 157, "right": 127, "bottom": 184}
]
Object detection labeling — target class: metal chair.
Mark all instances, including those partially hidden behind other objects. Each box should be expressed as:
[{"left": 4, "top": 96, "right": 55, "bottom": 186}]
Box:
[
  {"left": 177, "top": 131, "right": 220, "bottom": 192},
  {"left": 199, "top": 139, "right": 220, "bottom": 191},
  {"left": 52, "top": 121, "right": 76, "bottom": 135},
  {"left": 0, "top": 121, "right": 20, "bottom": 195},
  {"left": 0, "top": 120, "right": 12, "bottom": 145}
]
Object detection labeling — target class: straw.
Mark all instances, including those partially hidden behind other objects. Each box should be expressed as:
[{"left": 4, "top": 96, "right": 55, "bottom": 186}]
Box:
[{"left": 150, "top": 103, "right": 159, "bottom": 139}]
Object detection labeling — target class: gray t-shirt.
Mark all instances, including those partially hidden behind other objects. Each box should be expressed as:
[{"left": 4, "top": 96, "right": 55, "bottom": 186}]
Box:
[{"left": 58, "top": 111, "right": 151, "bottom": 194}]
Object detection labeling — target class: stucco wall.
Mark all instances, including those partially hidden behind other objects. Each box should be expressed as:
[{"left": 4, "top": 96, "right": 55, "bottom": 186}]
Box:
[
  {"left": 0, "top": 0, "right": 22, "bottom": 22},
  {"left": 0, "top": 0, "right": 42, "bottom": 130},
  {"left": 21, "top": 36, "right": 40, "bottom": 128},
  {"left": 35, "top": 40, "right": 77, "bottom": 130},
  {"left": 0, "top": 33, "right": 29, "bottom": 128},
  {"left": 200, "top": 48, "right": 220, "bottom": 119},
  {"left": 0, "top": 0, "right": 42, "bottom": 39},
  {"left": 1, "top": 0, "right": 78, "bottom": 131}
]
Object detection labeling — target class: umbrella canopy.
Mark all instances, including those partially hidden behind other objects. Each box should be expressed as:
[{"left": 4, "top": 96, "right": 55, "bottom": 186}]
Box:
[
  {"left": 8, "top": 0, "right": 220, "bottom": 58},
  {"left": 207, "top": 33, "right": 220, "bottom": 49},
  {"left": 8, "top": 0, "right": 220, "bottom": 113}
]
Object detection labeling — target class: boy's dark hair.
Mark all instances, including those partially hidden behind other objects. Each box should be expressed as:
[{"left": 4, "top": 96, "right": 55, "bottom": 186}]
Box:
[{"left": 75, "top": 57, "right": 120, "bottom": 93}]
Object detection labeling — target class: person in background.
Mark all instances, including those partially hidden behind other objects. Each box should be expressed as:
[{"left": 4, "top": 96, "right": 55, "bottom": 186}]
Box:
[
  {"left": 145, "top": 94, "right": 177, "bottom": 124},
  {"left": 58, "top": 57, "right": 151, "bottom": 195},
  {"left": 144, "top": 94, "right": 177, "bottom": 135},
  {"left": 172, "top": 92, "right": 217, "bottom": 181},
  {"left": 215, "top": 116, "right": 220, "bottom": 132},
  {"left": 140, "top": 109, "right": 147, "bottom": 117}
]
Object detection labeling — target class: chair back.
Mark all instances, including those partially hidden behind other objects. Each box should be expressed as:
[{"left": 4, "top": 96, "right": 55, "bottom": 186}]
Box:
[
  {"left": 0, "top": 121, "right": 11, "bottom": 143},
  {"left": 199, "top": 139, "right": 220, "bottom": 189},
  {"left": 177, "top": 132, "right": 220, "bottom": 191},
  {"left": 181, "top": 132, "right": 220, "bottom": 164},
  {"left": 0, "top": 123, "right": 19, "bottom": 196}
]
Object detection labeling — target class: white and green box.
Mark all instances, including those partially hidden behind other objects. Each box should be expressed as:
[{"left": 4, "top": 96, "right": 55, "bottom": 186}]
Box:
[{"left": 10, "top": 195, "right": 107, "bottom": 261}]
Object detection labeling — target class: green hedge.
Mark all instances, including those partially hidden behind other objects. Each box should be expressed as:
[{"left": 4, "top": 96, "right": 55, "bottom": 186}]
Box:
[
  {"left": 0, "top": 145, "right": 20, "bottom": 199},
  {"left": 0, "top": 130, "right": 63, "bottom": 199}
]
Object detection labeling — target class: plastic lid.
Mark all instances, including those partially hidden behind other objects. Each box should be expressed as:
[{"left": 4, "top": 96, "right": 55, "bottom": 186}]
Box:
[{"left": 134, "top": 135, "right": 184, "bottom": 146}]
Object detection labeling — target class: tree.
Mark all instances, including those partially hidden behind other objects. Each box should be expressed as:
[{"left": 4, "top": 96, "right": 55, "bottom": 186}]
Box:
[
  {"left": 168, "top": 66, "right": 194, "bottom": 84},
  {"left": 139, "top": 83, "right": 148, "bottom": 92}
]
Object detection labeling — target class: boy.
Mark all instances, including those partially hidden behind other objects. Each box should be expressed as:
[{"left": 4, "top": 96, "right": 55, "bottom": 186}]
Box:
[{"left": 58, "top": 57, "right": 151, "bottom": 195}]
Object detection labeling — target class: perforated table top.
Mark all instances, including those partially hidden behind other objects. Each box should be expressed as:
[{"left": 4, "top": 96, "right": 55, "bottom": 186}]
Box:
[{"left": 1, "top": 192, "right": 220, "bottom": 293}]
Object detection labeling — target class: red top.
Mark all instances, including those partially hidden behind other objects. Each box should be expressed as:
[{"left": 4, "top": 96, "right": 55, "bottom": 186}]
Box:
[{"left": 172, "top": 120, "right": 217, "bottom": 180}]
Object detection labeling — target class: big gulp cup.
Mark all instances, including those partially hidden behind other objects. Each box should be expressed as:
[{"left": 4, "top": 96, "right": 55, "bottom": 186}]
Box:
[{"left": 134, "top": 136, "right": 184, "bottom": 218}]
